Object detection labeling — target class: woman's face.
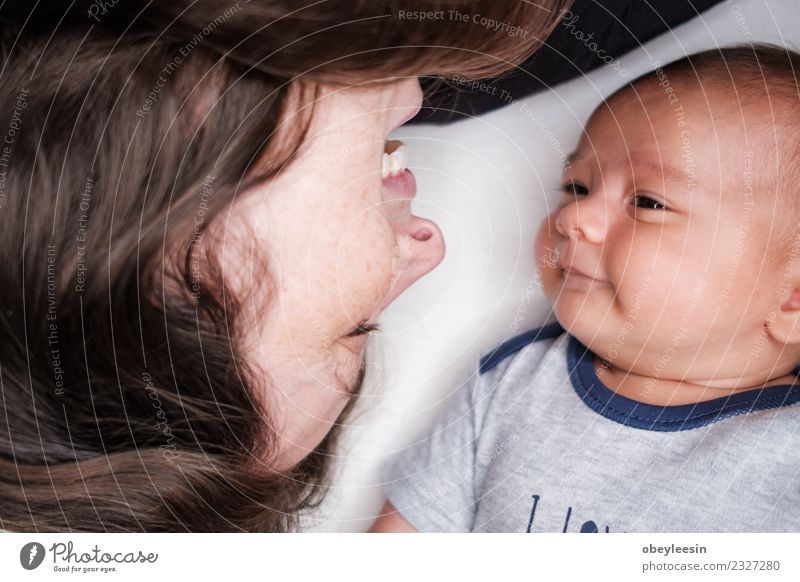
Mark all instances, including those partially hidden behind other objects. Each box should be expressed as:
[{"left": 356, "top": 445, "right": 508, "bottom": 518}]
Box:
[{"left": 227, "top": 78, "right": 443, "bottom": 468}]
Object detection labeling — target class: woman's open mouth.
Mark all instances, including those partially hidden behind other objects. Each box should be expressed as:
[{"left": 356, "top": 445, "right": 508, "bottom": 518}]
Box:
[{"left": 382, "top": 140, "right": 416, "bottom": 199}]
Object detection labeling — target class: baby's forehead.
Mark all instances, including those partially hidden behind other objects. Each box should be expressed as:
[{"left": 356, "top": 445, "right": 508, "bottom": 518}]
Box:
[
  {"left": 586, "top": 46, "right": 800, "bottom": 157},
  {"left": 598, "top": 81, "right": 723, "bottom": 128},
  {"left": 580, "top": 79, "right": 784, "bottom": 165},
  {"left": 598, "top": 72, "right": 789, "bottom": 136},
  {"left": 574, "top": 94, "right": 784, "bottom": 189}
]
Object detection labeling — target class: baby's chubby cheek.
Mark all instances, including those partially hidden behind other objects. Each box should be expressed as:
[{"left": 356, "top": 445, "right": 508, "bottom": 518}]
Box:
[{"left": 533, "top": 215, "right": 563, "bottom": 302}]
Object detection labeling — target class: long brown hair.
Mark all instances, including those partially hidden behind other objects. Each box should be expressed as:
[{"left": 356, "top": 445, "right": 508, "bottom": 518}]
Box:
[{"left": 0, "top": 0, "right": 571, "bottom": 532}]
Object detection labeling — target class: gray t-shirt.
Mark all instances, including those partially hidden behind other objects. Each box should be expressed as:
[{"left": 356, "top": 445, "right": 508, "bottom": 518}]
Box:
[{"left": 383, "top": 322, "right": 800, "bottom": 532}]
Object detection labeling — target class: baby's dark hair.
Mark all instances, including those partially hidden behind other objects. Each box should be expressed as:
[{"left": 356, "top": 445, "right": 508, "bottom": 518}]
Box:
[{"left": 644, "top": 43, "right": 800, "bottom": 98}]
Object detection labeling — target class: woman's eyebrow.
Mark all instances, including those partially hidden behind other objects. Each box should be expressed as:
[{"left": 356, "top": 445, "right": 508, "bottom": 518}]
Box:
[{"left": 564, "top": 150, "right": 584, "bottom": 168}]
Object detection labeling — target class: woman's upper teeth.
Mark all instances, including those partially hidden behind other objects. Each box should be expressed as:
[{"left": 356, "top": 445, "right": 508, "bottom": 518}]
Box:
[{"left": 382, "top": 143, "right": 408, "bottom": 179}]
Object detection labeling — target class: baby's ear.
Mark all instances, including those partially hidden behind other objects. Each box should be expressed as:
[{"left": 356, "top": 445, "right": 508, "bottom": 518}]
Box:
[{"left": 766, "top": 285, "right": 800, "bottom": 344}]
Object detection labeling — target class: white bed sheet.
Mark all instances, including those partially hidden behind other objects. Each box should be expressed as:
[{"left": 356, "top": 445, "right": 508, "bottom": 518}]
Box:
[{"left": 304, "top": 0, "right": 800, "bottom": 532}]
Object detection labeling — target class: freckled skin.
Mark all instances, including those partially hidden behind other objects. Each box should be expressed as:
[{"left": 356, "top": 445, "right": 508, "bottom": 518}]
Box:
[
  {"left": 534, "top": 80, "right": 800, "bottom": 404},
  {"left": 222, "top": 79, "right": 445, "bottom": 467}
]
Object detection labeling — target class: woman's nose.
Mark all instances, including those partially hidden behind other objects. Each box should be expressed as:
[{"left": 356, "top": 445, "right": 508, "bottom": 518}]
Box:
[
  {"left": 554, "top": 194, "right": 608, "bottom": 244},
  {"left": 374, "top": 215, "right": 444, "bottom": 314}
]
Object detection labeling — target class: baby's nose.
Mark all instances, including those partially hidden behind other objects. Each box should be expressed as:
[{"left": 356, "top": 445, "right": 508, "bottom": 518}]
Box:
[{"left": 554, "top": 195, "right": 608, "bottom": 244}]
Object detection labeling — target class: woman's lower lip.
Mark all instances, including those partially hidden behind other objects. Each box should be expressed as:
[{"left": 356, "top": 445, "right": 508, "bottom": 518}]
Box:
[{"left": 381, "top": 169, "right": 416, "bottom": 199}]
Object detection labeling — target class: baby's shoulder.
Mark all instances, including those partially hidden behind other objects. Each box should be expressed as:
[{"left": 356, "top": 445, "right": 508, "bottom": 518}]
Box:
[
  {"left": 467, "top": 321, "right": 570, "bottom": 434},
  {"left": 478, "top": 321, "right": 567, "bottom": 380}
]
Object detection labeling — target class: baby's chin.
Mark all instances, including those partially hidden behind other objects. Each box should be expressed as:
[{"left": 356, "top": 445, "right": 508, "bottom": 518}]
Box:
[
  {"left": 551, "top": 305, "right": 585, "bottom": 341},
  {"left": 551, "top": 290, "right": 591, "bottom": 327},
  {"left": 551, "top": 300, "right": 605, "bottom": 351}
]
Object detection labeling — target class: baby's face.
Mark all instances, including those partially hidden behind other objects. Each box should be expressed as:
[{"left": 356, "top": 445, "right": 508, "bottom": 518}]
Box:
[{"left": 535, "top": 80, "right": 794, "bottom": 380}]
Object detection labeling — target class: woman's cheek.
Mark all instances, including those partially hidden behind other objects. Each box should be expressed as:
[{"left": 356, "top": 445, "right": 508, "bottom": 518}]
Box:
[{"left": 335, "top": 213, "right": 395, "bottom": 324}]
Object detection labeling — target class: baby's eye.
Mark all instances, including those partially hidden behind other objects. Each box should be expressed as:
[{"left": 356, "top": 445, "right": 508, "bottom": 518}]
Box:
[
  {"left": 634, "top": 195, "right": 668, "bottom": 211},
  {"left": 561, "top": 180, "right": 588, "bottom": 197}
]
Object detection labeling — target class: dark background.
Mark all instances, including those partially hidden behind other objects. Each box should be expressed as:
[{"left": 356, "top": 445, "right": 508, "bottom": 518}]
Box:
[{"left": 412, "top": 0, "right": 725, "bottom": 123}]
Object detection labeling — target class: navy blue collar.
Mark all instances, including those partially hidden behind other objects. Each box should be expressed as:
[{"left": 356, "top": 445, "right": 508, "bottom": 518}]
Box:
[{"left": 566, "top": 335, "right": 800, "bottom": 432}]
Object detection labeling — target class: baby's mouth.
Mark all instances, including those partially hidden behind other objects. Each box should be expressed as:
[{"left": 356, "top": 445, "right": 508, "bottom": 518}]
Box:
[{"left": 560, "top": 265, "right": 592, "bottom": 279}]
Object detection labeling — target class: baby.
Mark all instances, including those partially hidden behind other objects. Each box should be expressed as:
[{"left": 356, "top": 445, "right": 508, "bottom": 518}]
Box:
[{"left": 372, "top": 44, "right": 800, "bottom": 532}]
